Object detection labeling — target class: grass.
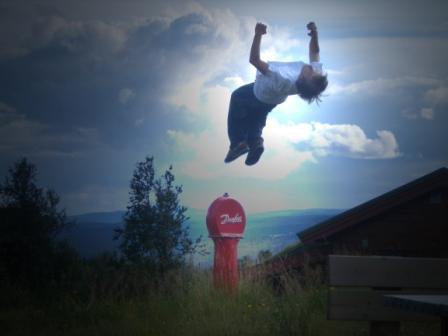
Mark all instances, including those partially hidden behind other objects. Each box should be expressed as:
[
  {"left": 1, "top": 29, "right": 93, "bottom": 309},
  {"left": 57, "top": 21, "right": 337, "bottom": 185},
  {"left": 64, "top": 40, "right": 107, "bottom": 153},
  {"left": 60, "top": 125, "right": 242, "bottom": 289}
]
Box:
[{"left": 0, "top": 266, "right": 441, "bottom": 336}]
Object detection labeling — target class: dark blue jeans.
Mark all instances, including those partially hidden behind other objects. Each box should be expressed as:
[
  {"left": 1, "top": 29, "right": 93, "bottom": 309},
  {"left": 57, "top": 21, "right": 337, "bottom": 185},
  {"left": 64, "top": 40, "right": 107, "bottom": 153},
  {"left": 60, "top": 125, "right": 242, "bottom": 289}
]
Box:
[{"left": 227, "top": 83, "right": 277, "bottom": 149}]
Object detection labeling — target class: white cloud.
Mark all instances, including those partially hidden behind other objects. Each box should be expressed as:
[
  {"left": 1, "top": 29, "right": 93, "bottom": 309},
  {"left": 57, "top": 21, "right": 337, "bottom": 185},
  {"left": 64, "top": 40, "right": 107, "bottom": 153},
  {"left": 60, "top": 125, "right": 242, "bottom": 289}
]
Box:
[
  {"left": 165, "top": 9, "right": 304, "bottom": 116},
  {"left": 0, "top": 101, "right": 19, "bottom": 125},
  {"left": 61, "top": 184, "right": 128, "bottom": 215},
  {"left": 267, "top": 120, "right": 400, "bottom": 159},
  {"left": 168, "top": 118, "right": 399, "bottom": 181},
  {"left": 118, "top": 88, "right": 136, "bottom": 104},
  {"left": 0, "top": 101, "right": 105, "bottom": 157},
  {"left": 166, "top": 84, "right": 315, "bottom": 181},
  {"left": 223, "top": 76, "right": 246, "bottom": 89},
  {"left": 402, "top": 107, "right": 435, "bottom": 121},
  {"left": 168, "top": 126, "right": 316, "bottom": 181},
  {"left": 424, "top": 86, "right": 448, "bottom": 105},
  {"left": 0, "top": 13, "right": 130, "bottom": 61},
  {"left": 329, "top": 76, "right": 448, "bottom": 120},
  {"left": 327, "top": 76, "right": 444, "bottom": 97},
  {"left": 420, "top": 107, "right": 434, "bottom": 120},
  {"left": 401, "top": 109, "right": 418, "bottom": 120},
  {"left": 399, "top": 85, "right": 448, "bottom": 120},
  {"left": 168, "top": 76, "right": 207, "bottom": 113},
  {"left": 0, "top": 102, "right": 47, "bottom": 152},
  {"left": 33, "top": 15, "right": 128, "bottom": 57},
  {"left": 259, "top": 26, "right": 302, "bottom": 62},
  {"left": 167, "top": 82, "right": 399, "bottom": 181}
]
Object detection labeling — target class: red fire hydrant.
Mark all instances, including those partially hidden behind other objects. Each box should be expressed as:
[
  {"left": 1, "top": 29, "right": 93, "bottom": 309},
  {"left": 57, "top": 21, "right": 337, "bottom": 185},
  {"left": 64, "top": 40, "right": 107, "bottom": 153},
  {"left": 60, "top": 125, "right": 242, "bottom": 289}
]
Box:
[{"left": 206, "top": 193, "right": 246, "bottom": 292}]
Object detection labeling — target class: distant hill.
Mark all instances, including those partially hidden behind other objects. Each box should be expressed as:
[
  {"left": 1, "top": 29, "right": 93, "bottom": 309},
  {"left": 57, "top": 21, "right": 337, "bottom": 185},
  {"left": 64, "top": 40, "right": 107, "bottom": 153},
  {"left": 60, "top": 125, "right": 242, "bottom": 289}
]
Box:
[
  {"left": 72, "top": 210, "right": 126, "bottom": 224},
  {"left": 65, "top": 208, "right": 343, "bottom": 265},
  {"left": 63, "top": 211, "right": 126, "bottom": 258}
]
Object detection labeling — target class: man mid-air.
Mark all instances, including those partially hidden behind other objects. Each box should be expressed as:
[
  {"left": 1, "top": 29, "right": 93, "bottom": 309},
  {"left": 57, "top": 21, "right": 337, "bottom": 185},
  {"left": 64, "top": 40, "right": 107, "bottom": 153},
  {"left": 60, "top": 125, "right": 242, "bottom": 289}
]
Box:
[{"left": 225, "top": 21, "right": 328, "bottom": 166}]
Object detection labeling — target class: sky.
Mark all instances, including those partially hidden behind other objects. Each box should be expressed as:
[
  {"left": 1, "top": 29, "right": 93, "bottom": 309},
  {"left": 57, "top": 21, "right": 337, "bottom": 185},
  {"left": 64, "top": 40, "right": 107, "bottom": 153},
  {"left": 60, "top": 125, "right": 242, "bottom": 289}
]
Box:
[{"left": 0, "top": 0, "right": 447, "bottom": 215}]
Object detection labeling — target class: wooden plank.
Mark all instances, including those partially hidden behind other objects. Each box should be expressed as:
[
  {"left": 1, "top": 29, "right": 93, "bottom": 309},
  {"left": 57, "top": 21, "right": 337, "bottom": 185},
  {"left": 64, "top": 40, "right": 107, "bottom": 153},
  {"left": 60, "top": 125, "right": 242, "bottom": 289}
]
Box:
[
  {"left": 384, "top": 295, "right": 448, "bottom": 315},
  {"left": 370, "top": 322, "right": 400, "bottom": 336},
  {"left": 328, "top": 289, "right": 440, "bottom": 321},
  {"left": 328, "top": 255, "right": 448, "bottom": 288}
]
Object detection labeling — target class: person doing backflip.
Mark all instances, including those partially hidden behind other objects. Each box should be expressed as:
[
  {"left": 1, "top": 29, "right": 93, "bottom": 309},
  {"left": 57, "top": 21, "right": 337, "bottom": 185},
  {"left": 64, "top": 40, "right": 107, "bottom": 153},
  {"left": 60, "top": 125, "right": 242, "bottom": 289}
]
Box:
[{"left": 224, "top": 21, "right": 328, "bottom": 166}]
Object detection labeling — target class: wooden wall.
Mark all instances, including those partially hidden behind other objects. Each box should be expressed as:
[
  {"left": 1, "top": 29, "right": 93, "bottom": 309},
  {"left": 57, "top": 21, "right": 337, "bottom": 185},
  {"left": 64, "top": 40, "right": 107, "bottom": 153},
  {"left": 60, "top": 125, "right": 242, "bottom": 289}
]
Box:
[{"left": 327, "top": 187, "right": 448, "bottom": 258}]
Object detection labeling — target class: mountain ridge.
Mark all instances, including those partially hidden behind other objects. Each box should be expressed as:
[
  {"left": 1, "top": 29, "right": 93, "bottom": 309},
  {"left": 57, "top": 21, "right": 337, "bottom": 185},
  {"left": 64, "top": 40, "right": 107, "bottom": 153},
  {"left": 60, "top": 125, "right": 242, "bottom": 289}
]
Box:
[{"left": 65, "top": 208, "right": 344, "bottom": 264}]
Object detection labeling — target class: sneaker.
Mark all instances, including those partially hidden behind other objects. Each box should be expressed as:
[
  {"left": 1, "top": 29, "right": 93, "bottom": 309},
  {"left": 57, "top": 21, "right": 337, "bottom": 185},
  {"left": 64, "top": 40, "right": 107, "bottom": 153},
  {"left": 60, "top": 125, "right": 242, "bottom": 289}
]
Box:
[
  {"left": 224, "top": 142, "right": 249, "bottom": 163},
  {"left": 245, "top": 139, "right": 264, "bottom": 166}
]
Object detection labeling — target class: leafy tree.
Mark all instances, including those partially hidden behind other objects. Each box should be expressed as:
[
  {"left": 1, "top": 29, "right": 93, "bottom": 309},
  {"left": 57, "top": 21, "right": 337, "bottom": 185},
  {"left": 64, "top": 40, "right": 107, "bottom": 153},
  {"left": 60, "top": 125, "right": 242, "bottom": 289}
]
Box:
[
  {"left": 0, "top": 158, "right": 78, "bottom": 291},
  {"left": 115, "top": 156, "right": 203, "bottom": 274},
  {"left": 257, "top": 249, "right": 273, "bottom": 263},
  {"left": 238, "top": 255, "right": 254, "bottom": 269}
]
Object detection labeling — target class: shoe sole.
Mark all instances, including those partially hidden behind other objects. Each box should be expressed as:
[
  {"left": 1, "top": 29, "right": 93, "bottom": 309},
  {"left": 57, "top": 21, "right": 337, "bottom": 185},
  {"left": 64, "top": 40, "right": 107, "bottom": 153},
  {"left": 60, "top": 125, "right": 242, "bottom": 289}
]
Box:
[
  {"left": 245, "top": 147, "right": 264, "bottom": 166},
  {"left": 224, "top": 148, "right": 249, "bottom": 163}
]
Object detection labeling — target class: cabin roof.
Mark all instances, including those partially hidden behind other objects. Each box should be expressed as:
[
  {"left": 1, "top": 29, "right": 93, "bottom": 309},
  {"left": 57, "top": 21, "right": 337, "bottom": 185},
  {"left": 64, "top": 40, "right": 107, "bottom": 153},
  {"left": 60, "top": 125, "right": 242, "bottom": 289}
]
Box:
[{"left": 298, "top": 167, "right": 448, "bottom": 244}]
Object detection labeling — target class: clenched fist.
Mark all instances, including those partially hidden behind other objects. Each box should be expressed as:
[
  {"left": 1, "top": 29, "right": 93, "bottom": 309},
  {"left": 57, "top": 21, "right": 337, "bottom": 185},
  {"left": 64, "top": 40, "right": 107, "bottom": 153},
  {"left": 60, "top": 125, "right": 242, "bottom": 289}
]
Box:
[
  {"left": 255, "top": 22, "right": 267, "bottom": 36},
  {"left": 307, "top": 22, "right": 317, "bottom": 36}
]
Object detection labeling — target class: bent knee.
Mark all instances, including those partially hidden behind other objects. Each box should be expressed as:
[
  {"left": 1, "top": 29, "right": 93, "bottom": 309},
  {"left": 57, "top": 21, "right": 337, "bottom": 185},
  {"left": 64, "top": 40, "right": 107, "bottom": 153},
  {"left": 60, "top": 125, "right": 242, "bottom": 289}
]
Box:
[{"left": 231, "top": 89, "right": 241, "bottom": 100}]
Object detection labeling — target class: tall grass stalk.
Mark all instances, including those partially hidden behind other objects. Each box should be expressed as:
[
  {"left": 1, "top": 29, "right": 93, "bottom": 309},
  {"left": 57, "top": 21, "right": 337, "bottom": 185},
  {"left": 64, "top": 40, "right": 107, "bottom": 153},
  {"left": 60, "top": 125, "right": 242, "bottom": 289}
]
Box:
[{"left": 1, "top": 264, "right": 441, "bottom": 336}]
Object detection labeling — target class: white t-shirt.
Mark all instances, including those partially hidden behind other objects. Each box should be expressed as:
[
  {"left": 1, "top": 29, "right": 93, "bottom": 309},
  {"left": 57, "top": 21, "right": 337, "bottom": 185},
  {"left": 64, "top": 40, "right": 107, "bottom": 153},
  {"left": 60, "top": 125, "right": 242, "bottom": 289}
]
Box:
[{"left": 253, "top": 61, "right": 323, "bottom": 105}]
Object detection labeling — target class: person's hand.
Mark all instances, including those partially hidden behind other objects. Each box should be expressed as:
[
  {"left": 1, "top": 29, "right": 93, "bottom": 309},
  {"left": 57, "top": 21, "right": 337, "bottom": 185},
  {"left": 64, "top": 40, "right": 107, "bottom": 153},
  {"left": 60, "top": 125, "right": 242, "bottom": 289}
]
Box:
[
  {"left": 255, "top": 22, "right": 267, "bottom": 36},
  {"left": 307, "top": 22, "right": 317, "bottom": 36}
]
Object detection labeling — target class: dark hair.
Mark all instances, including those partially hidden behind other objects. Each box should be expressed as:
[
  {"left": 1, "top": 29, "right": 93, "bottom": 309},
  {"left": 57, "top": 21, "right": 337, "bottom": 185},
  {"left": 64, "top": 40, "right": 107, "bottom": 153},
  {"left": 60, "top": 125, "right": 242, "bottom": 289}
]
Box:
[{"left": 295, "top": 73, "right": 328, "bottom": 104}]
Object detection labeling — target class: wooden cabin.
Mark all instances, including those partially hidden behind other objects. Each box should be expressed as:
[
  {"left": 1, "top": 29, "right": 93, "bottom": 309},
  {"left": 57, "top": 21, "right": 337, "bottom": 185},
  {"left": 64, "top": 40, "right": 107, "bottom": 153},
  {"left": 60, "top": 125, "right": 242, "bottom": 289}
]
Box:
[{"left": 264, "top": 167, "right": 448, "bottom": 275}]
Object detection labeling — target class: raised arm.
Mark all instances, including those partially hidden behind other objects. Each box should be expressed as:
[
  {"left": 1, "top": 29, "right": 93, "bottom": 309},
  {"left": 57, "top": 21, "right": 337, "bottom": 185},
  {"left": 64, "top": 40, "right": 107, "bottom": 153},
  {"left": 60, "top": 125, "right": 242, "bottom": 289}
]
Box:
[
  {"left": 249, "top": 22, "right": 269, "bottom": 74},
  {"left": 307, "top": 22, "right": 320, "bottom": 63}
]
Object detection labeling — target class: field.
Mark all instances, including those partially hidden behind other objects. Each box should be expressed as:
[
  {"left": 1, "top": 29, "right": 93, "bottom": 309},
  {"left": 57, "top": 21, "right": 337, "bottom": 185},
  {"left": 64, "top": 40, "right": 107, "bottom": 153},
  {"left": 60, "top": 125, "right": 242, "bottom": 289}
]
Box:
[{"left": 1, "top": 265, "right": 441, "bottom": 336}]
